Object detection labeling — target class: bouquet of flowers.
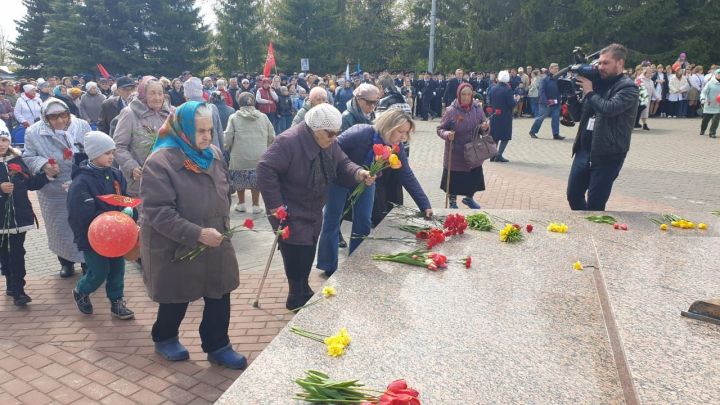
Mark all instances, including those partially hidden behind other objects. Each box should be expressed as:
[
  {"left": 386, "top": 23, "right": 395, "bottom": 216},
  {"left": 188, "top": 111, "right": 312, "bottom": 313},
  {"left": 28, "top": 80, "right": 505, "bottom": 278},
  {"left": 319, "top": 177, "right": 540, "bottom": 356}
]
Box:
[
  {"left": 290, "top": 326, "right": 352, "bottom": 357},
  {"left": 345, "top": 144, "right": 402, "bottom": 216},
  {"left": 1, "top": 163, "right": 28, "bottom": 249},
  {"left": 294, "top": 370, "right": 421, "bottom": 404},
  {"left": 373, "top": 249, "right": 449, "bottom": 271}
]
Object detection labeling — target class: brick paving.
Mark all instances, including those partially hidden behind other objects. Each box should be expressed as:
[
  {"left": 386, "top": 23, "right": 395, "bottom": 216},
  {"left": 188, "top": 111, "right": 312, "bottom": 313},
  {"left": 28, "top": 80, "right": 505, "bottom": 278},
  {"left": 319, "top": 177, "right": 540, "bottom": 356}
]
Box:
[{"left": 1, "top": 116, "right": 718, "bottom": 403}]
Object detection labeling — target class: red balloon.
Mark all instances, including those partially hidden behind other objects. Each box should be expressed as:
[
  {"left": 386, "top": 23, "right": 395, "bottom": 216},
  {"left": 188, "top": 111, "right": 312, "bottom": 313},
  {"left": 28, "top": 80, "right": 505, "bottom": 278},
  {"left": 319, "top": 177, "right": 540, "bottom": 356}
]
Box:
[{"left": 88, "top": 211, "right": 139, "bottom": 258}]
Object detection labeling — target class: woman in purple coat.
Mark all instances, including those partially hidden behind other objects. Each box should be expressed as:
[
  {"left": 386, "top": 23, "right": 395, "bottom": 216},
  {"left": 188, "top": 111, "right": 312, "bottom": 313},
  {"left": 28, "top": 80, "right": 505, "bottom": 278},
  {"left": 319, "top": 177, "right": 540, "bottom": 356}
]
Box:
[
  {"left": 437, "top": 83, "right": 489, "bottom": 209},
  {"left": 256, "top": 104, "right": 374, "bottom": 310}
]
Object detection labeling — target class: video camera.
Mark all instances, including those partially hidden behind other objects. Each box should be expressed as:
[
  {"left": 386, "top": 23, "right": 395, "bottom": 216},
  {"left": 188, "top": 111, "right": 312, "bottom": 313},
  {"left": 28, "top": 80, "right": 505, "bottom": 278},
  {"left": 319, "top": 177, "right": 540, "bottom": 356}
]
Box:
[{"left": 555, "top": 47, "right": 601, "bottom": 96}]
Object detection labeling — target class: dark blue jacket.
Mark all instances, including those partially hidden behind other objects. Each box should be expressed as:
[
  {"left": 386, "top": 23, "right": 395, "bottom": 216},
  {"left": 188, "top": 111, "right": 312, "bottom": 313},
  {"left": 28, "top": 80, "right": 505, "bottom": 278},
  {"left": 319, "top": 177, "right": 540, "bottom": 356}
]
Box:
[
  {"left": 67, "top": 161, "right": 133, "bottom": 252},
  {"left": 488, "top": 83, "right": 517, "bottom": 142},
  {"left": 539, "top": 75, "right": 561, "bottom": 105},
  {"left": 0, "top": 153, "right": 49, "bottom": 233},
  {"left": 335, "top": 124, "right": 431, "bottom": 211}
]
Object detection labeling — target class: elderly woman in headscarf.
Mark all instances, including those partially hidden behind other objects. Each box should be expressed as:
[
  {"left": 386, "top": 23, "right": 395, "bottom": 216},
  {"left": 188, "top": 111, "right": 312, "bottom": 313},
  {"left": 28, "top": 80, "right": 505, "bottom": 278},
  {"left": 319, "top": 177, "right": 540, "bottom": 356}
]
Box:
[
  {"left": 22, "top": 98, "right": 91, "bottom": 278},
  {"left": 257, "top": 103, "right": 375, "bottom": 310},
  {"left": 437, "top": 82, "right": 490, "bottom": 209},
  {"left": 140, "top": 101, "right": 246, "bottom": 369},
  {"left": 224, "top": 92, "right": 274, "bottom": 214},
  {"left": 79, "top": 82, "right": 107, "bottom": 129},
  {"left": 114, "top": 76, "right": 172, "bottom": 197},
  {"left": 317, "top": 109, "right": 431, "bottom": 277}
]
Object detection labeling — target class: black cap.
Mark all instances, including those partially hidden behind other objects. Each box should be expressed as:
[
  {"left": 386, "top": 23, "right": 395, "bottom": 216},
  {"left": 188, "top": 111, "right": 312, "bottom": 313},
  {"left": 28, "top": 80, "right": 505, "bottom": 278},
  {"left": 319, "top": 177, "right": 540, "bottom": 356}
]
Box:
[{"left": 116, "top": 76, "right": 136, "bottom": 89}]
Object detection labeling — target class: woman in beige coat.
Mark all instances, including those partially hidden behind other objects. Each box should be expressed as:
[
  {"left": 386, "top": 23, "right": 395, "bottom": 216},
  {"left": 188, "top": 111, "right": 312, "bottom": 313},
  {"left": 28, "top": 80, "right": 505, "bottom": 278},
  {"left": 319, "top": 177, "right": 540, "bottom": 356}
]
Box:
[
  {"left": 140, "top": 101, "right": 246, "bottom": 369},
  {"left": 224, "top": 92, "right": 274, "bottom": 213},
  {"left": 114, "top": 76, "right": 171, "bottom": 196}
]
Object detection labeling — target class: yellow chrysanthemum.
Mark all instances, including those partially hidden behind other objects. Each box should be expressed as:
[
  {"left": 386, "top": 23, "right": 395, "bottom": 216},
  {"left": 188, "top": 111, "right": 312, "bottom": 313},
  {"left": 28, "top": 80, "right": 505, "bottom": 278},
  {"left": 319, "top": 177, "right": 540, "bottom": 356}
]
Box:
[
  {"left": 660, "top": 223, "right": 668, "bottom": 231},
  {"left": 322, "top": 286, "right": 337, "bottom": 298},
  {"left": 573, "top": 261, "right": 583, "bottom": 271},
  {"left": 338, "top": 328, "right": 352, "bottom": 346},
  {"left": 698, "top": 223, "right": 708, "bottom": 230},
  {"left": 327, "top": 343, "right": 345, "bottom": 357},
  {"left": 324, "top": 335, "right": 341, "bottom": 346}
]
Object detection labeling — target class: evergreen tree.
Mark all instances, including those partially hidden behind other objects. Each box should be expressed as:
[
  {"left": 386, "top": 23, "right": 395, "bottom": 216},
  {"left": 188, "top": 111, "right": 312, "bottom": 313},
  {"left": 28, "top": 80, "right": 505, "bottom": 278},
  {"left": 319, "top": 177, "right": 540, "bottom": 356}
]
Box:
[
  {"left": 343, "top": 0, "right": 399, "bottom": 72},
  {"left": 271, "top": 0, "right": 344, "bottom": 74},
  {"left": 215, "top": 0, "right": 265, "bottom": 75},
  {"left": 10, "top": 0, "right": 52, "bottom": 75},
  {"left": 39, "top": 0, "right": 85, "bottom": 76}
]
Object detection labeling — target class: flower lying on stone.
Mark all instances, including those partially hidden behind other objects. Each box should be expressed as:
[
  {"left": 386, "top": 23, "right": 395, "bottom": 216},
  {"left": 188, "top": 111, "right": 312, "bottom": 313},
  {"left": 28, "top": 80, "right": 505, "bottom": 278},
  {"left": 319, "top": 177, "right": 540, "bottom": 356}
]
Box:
[
  {"left": 290, "top": 326, "right": 351, "bottom": 357},
  {"left": 322, "top": 285, "right": 336, "bottom": 297},
  {"left": 660, "top": 223, "right": 668, "bottom": 231},
  {"left": 573, "top": 261, "right": 583, "bottom": 271},
  {"left": 547, "top": 222, "right": 569, "bottom": 233},
  {"left": 499, "top": 224, "right": 523, "bottom": 243},
  {"left": 698, "top": 223, "right": 708, "bottom": 230}
]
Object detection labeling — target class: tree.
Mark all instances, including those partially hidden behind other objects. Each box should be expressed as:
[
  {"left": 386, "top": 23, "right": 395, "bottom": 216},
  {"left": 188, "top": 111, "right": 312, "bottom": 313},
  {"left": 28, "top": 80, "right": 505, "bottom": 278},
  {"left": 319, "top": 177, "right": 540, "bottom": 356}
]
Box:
[
  {"left": 10, "top": 0, "right": 51, "bottom": 75},
  {"left": 39, "top": 0, "right": 85, "bottom": 76},
  {"left": 342, "top": 0, "right": 399, "bottom": 72},
  {"left": 0, "top": 27, "right": 10, "bottom": 67},
  {"left": 215, "top": 0, "right": 265, "bottom": 75}
]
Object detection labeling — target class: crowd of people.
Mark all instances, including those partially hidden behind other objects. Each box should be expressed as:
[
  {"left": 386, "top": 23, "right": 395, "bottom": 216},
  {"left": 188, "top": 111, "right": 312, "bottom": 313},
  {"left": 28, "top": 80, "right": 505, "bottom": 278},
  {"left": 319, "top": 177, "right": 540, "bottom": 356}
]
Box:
[{"left": 0, "top": 43, "right": 717, "bottom": 371}]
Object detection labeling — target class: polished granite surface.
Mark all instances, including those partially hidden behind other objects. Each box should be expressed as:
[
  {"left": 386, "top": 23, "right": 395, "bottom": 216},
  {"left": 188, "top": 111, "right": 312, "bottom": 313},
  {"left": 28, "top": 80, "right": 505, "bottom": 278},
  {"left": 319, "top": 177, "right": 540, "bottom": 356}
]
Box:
[{"left": 217, "top": 210, "right": 720, "bottom": 405}]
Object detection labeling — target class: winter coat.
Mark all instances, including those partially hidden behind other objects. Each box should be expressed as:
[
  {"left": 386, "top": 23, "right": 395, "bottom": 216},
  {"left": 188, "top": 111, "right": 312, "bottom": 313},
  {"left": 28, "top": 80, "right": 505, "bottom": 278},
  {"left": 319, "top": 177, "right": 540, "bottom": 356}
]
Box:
[
  {"left": 67, "top": 162, "right": 130, "bottom": 251},
  {"left": 22, "top": 116, "right": 91, "bottom": 263},
  {"left": 79, "top": 92, "right": 107, "bottom": 124},
  {"left": 444, "top": 78, "right": 464, "bottom": 106},
  {"left": 113, "top": 98, "right": 171, "bottom": 196},
  {"left": 13, "top": 94, "right": 42, "bottom": 126},
  {"left": 277, "top": 94, "right": 293, "bottom": 117},
  {"left": 437, "top": 100, "right": 488, "bottom": 172},
  {"left": 488, "top": 83, "right": 516, "bottom": 141},
  {"left": 169, "top": 88, "right": 185, "bottom": 107},
  {"left": 335, "top": 87, "right": 354, "bottom": 113},
  {"left": 292, "top": 97, "right": 305, "bottom": 113},
  {"left": 539, "top": 75, "right": 561, "bottom": 105},
  {"left": 256, "top": 122, "right": 362, "bottom": 246},
  {"left": 336, "top": 124, "right": 430, "bottom": 211},
  {"left": 98, "top": 96, "right": 127, "bottom": 134},
  {"left": 700, "top": 77, "right": 720, "bottom": 115},
  {"left": 341, "top": 99, "right": 373, "bottom": 132},
  {"left": 224, "top": 107, "right": 274, "bottom": 171},
  {"left": 0, "top": 152, "right": 48, "bottom": 234},
  {"left": 140, "top": 146, "right": 239, "bottom": 303}
]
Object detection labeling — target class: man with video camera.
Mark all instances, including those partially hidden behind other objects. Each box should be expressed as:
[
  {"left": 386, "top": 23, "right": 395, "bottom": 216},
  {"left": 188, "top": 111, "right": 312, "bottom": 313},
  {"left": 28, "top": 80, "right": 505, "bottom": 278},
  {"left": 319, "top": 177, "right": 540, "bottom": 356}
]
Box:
[{"left": 566, "top": 43, "right": 639, "bottom": 211}]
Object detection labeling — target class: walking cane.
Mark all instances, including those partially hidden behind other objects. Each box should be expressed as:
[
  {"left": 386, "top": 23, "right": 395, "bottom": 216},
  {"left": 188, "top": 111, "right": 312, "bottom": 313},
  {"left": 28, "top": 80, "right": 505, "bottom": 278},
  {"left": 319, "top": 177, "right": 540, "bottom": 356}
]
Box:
[
  {"left": 444, "top": 137, "right": 453, "bottom": 208},
  {"left": 252, "top": 228, "right": 282, "bottom": 308}
]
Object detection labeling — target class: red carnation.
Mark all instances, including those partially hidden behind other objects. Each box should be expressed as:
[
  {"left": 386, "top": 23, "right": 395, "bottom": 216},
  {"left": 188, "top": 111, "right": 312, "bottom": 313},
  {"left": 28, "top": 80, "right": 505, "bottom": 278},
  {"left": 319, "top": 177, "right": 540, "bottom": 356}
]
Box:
[
  {"left": 281, "top": 226, "right": 290, "bottom": 240},
  {"left": 485, "top": 107, "right": 494, "bottom": 114},
  {"left": 48, "top": 158, "right": 57, "bottom": 165},
  {"left": 465, "top": 256, "right": 472, "bottom": 268},
  {"left": 274, "top": 206, "right": 288, "bottom": 221},
  {"left": 243, "top": 218, "right": 254, "bottom": 229},
  {"left": 63, "top": 148, "right": 73, "bottom": 160},
  {"left": 495, "top": 108, "right": 502, "bottom": 115},
  {"left": 525, "top": 224, "right": 534, "bottom": 233}
]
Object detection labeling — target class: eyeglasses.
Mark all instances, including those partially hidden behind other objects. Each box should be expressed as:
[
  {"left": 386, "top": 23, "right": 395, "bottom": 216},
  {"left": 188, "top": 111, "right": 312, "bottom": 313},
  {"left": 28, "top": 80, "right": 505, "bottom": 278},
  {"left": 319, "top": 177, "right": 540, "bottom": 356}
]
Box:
[
  {"left": 46, "top": 112, "right": 70, "bottom": 121},
  {"left": 361, "top": 98, "right": 379, "bottom": 106},
  {"left": 324, "top": 130, "right": 339, "bottom": 138}
]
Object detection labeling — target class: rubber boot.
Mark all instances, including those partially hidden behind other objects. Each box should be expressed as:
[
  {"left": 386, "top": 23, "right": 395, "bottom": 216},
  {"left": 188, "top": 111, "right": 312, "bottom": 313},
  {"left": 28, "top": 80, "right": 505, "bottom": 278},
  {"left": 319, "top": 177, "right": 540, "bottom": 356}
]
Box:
[
  {"left": 207, "top": 344, "right": 247, "bottom": 369},
  {"left": 154, "top": 336, "right": 190, "bottom": 361}
]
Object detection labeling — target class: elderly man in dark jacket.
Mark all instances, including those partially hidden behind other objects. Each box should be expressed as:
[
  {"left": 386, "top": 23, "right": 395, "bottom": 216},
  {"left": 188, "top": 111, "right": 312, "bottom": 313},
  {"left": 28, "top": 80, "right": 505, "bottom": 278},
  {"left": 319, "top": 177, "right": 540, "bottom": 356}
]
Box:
[
  {"left": 257, "top": 103, "right": 374, "bottom": 310},
  {"left": 567, "top": 43, "right": 639, "bottom": 211},
  {"left": 98, "top": 77, "right": 136, "bottom": 135},
  {"left": 443, "top": 68, "right": 465, "bottom": 108}
]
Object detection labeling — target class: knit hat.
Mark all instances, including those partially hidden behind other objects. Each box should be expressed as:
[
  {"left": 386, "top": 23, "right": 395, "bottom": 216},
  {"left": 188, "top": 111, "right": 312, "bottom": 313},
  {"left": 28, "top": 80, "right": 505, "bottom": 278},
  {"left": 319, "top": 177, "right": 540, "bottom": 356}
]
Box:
[
  {"left": 37, "top": 79, "right": 49, "bottom": 89},
  {"left": 183, "top": 77, "right": 203, "bottom": 99},
  {"left": 69, "top": 88, "right": 82, "bottom": 97},
  {"left": 498, "top": 70, "right": 510, "bottom": 83},
  {"left": 353, "top": 83, "right": 380, "bottom": 100},
  {"left": 86, "top": 81, "right": 98, "bottom": 92},
  {"left": 304, "top": 103, "right": 342, "bottom": 131},
  {"left": 23, "top": 84, "right": 36, "bottom": 93},
  {"left": 84, "top": 131, "right": 116, "bottom": 161},
  {"left": 0, "top": 120, "right": 10, "bottom": 142}
]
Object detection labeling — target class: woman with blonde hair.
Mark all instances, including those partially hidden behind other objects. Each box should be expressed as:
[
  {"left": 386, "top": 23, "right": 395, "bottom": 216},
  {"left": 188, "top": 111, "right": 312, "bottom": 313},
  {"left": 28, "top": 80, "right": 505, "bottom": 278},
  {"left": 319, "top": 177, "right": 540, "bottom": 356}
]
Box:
[{"left": 316, "top": 108, "right": 432, "bottom": 277}]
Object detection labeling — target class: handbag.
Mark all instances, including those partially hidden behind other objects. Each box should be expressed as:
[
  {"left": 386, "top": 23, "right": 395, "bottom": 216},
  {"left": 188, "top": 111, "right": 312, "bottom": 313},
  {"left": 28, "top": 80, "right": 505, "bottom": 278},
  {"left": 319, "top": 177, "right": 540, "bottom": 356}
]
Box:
[{"left": 463, "top": 123, "right": 497, "bottom": 168}]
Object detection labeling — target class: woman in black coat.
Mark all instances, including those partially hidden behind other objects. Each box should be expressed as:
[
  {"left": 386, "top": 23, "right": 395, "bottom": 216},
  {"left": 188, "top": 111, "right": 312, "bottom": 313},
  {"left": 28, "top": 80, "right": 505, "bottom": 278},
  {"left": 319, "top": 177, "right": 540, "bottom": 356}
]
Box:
[{"left": 487, "top": 70, "right": 517, "bottom": 163}]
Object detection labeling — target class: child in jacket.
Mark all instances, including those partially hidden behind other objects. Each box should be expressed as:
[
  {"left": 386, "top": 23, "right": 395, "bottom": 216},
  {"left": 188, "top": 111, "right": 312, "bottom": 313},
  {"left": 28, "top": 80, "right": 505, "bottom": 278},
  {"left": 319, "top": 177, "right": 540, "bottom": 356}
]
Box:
[
  {"left": 68, "top": 131, "right": 135, "bottom": 319},
  {"left": 0, "top": 121, "right": 51, "bottom": 306}
]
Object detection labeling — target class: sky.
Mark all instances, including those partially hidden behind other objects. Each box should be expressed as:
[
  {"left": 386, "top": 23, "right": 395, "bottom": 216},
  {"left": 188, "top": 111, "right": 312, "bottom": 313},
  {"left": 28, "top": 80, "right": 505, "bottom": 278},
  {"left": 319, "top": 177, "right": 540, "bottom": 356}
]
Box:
[{"left": 0, "top": 0, "right": 218, "bottom": 42}]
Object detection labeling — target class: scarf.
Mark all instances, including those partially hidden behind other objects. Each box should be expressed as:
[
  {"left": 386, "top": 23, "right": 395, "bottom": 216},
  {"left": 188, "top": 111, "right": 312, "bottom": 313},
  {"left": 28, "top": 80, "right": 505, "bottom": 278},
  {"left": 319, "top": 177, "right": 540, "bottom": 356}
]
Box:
[
  {"left": 306, "top": 148, "right": 336, "bottom": 194},
  {"left": 456, "top": 82, "right": 473, "bottom": 112},
  {"left": 25, "top": 92, "right": 36, "bottom": 100},
  {"left": 152, "top": 101, "right": 215, "bottom": 170},
  {"left": 137, "top": 75, "right": 158, "bottom": 103}
]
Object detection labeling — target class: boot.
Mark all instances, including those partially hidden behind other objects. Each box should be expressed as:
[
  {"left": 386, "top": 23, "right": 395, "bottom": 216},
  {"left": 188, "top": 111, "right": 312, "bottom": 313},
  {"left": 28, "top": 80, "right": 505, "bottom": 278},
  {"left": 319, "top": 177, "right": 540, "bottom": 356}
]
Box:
[
  {"left": 207, "top": 344, "right": 247, "bottom": 369},
  {"left": 448, "top": 195, "right": 458, "bottom": 209},
  {"left": 73, "top": 288, "right": 93, "bottom": 314},
  {"left": 59, "top": 263, "right": 75, "bottom": 278},
  {"left": 110, "top": 299, "right": 135, "bottom": 320},
  {"left": 495, "top": 140, "right": 510, "bottom": 163},
  {"left": 642, "top": 124, "right": 650, "bottom": 131},
  {"left": 154, "top": 336, "right": 190, "bottom": 361},
  {"left": 12, "top": 281, "right": 31, "bottom": 306}
]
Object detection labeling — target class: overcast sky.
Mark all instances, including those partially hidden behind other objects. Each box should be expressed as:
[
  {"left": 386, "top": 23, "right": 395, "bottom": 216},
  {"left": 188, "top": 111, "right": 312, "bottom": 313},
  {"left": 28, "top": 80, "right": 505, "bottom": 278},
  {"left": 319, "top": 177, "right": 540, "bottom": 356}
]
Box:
[{"left": 1, "top": 0, "right": 217, "bottom": 42}]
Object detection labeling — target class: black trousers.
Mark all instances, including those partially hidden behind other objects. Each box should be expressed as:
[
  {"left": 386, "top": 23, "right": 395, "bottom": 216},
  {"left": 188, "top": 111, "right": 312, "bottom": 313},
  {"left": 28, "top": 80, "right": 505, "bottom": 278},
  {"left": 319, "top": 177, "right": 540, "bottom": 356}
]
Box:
[
  {"left": 278, "top": 241, "right": 316, "bottom": 306},
  {"left": 1, "top": 233, "right": 27, "bottom": 294},
  {"left": 151, "top": 293, "right": 231, "bottom": 353}
]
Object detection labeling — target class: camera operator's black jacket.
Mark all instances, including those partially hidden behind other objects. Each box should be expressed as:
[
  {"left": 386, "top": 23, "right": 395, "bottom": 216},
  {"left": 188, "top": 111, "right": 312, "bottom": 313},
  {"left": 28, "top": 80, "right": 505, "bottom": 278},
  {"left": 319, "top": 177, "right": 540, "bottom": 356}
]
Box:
[{"left": 569, "top": 75, "right": 639, "bottom": 162}]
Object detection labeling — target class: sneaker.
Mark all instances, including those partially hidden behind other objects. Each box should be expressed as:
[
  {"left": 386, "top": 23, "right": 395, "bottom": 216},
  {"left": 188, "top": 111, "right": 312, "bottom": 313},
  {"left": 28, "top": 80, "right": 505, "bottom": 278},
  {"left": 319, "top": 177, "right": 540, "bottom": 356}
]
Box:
[
  {"left": 234, "top": 204, "right": 246, "bottom": 212},
  {"left": 529, "top": 132, "right": 538, "bottom": 139},
  {"left": 154, "top": 336, "right": 190, "bottom": 361},
  {"left": 461, "top": 197, "right": 481, "bottom": 209},
  {"left": 553, "top": 135, "right": 566, "bottom": 140},
  {"left": 207, "top": 344, "right": 247, "bottom": 369},
  {"left": 73, "top": 289, "right": 93, "bottom": 314},
  {"left": 642, "top": 124, "right": 650, "bottom": 131},
  {"left": 251, "top": 206, "right": 264, "bottom": 214},
  {"left": 449, "top": 201, "right": 458, "bottom": 209},
  {"left": 110, "top": 299, "right": 135, "bottom": 320}
]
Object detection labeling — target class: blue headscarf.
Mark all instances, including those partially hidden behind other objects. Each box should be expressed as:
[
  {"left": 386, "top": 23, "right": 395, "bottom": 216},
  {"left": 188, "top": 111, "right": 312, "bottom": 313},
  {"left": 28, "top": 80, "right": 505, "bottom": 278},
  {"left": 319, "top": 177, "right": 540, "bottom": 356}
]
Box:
[
  {"left": 53, "top": 86, "right": 63, "bottom": 97},
  {"left": 152, "top": 101, "right": 215, "bottom": 170}
]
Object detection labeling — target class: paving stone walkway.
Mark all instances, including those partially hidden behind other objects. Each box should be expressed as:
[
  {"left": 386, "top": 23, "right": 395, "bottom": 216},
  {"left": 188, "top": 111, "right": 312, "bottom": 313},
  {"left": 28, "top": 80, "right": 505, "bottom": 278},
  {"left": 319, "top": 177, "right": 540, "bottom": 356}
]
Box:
[{"left": 1, "top": 116, "right": 718, "bottom": 404}]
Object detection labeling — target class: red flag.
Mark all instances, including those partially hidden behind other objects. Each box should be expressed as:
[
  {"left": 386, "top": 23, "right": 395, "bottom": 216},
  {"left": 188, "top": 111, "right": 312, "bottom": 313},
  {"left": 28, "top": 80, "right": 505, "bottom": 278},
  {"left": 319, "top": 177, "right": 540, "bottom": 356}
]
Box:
[
  {"left": 263, "top": 42, "right": 276, "bottom": 77},
  {"left": 97, "top": 194, "right": 142, "bottom": 208},
  {"left": 97, "top": 64, "right": 110, "bottom": 79}
]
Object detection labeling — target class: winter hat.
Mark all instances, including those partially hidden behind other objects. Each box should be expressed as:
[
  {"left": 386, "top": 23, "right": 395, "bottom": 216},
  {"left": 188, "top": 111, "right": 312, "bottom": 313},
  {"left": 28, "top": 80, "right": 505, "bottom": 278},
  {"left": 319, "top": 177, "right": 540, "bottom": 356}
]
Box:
[
  {"left": 84, "top": 131, "right": 116, "bottom": 161},
  {"left": 85, "top": 81, "right": 98, "bottom": 92},
  {"left": 183, "top": 77, "right": 203, "bottom": 99},
  {"left": 69, "top": 88, "right": 82, "bottom": 97},
  {"left": 44, "top": 99, "right": 69, "bottom": 115},
  {"left": 498, "top": 70, "right": 510, "bottom": 83},
  {"left": 353, "top": 83, "right": 380, "bottom": 100},
  {"left": 37, "top": 79, "right": 49, "bottom": 90},
  {"left": 305, "top": 103, "right": 342, "bottom": 132},
  {"left": 0, "top": 120, "right": 10, "bottom": 142},
  {"left": 23, "top": 84, "right": 36, "bottom": 93}
]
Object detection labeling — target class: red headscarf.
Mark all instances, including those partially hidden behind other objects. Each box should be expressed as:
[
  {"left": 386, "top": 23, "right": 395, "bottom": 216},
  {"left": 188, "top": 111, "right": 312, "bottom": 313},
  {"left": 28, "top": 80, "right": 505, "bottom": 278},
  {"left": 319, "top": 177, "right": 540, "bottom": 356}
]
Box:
[{"left": 456, "top": 82, "right": 473, "bottom": 112}]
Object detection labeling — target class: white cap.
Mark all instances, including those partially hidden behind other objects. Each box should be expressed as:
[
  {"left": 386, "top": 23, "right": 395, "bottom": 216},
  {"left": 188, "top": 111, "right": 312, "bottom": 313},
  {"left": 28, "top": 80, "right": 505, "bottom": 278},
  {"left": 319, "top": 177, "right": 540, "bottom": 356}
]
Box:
[
  {"left": 498, "top": 70, "right": 510, "bottom": 83},
  {"left": 304, "top": 103, "right": 342, "bottom": 132}
]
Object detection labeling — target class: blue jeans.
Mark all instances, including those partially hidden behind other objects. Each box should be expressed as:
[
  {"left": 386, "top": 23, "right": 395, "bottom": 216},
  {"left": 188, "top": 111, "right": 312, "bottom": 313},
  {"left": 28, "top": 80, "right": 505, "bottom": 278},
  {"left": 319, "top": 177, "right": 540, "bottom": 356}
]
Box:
[
  {"left": 264, "top": 112, "right": 278, "bottom": 134},
  {"left": 528, "top": 97, "right": 538, "bottom": 117},
  {"left": 530, "top": 103, "right": 560, "bottom": 136},
  {"left": 677, "top": 100, "right": 688, "bottom": 117},
  {"left": 277, "top": 115, "right": 292, "bottom": 134},
  {"left": 566, "top": 149, "right": 625, "bottom": 211},
  {"left": 317, "top": 183, "right": 375, "bottom": 275}
]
